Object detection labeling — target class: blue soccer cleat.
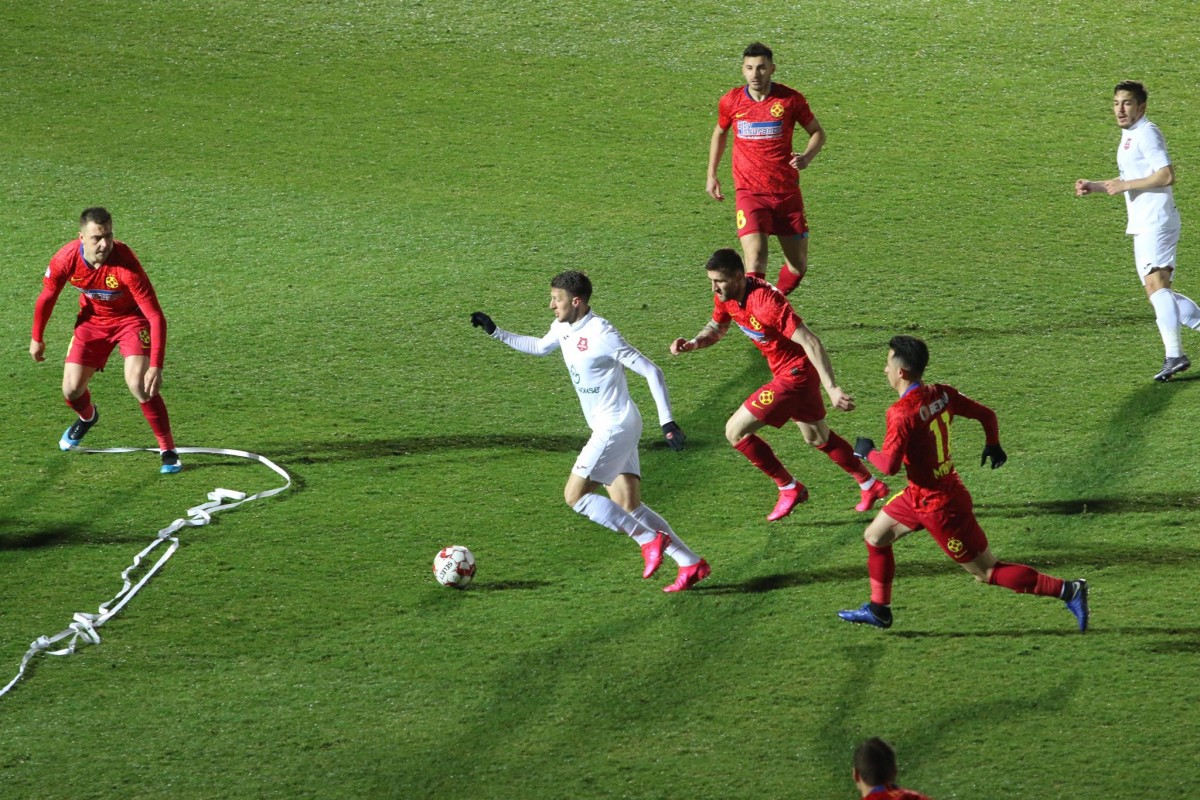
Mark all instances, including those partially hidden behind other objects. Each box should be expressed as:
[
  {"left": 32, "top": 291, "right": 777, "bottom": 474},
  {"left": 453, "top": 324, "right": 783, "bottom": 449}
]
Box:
[
  {"left": 160, "top": 449, "right": 183, "bottom": 474},
  {"left": 838, "top": 602, "right": 893, "bottom": 629},
  {"left": 59, "top": 406, "right": 100, "bottom": 450},
  {"left": 1066, "top": 579, "right": 1089, "bottom": 632}
]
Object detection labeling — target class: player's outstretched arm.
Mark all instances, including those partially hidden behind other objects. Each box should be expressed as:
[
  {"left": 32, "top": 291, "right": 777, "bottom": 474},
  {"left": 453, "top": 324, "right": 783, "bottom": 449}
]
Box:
[
  {"left": 470, "top": 311, "right": 496, "bottom": 335},
  {"left": 671, "top": 320, "right": 727, "bottom": 354},
  {"left": 790, "top": 322, "right": 854, "bottom": 411}
]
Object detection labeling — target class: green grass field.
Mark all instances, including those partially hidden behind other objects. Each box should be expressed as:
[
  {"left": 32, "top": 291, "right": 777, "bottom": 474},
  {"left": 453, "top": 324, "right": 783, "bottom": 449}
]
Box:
[{"left": 2, "top": 2, "right": 1199, "bottom": 798}]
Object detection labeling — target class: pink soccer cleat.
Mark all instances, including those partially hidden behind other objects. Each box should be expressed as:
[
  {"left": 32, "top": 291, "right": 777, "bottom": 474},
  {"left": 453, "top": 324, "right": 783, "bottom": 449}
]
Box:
[
  {"left": 641, "top": 531, "right": 670, "bottom": 578},
  {"left": 663, "top": 559, "right": 711, "bottom": 593},
  {"left": 855, "top": 480, "right": 889, "bottom": 513},
  {"left": 767, "top": 484, "right": 809, "bottom": 521}
]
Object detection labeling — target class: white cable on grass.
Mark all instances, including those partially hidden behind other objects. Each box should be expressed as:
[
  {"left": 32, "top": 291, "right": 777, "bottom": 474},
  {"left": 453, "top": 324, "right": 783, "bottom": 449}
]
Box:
[{"left": 0, "top": 446, "right": 291, "bottom": 699}]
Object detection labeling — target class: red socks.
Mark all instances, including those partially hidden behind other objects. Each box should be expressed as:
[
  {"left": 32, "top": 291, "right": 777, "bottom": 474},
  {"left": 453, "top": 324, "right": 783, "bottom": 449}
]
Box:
[
  {"left": 775, "top": 265, "right": 802, "bottom": 295},
  {"left": 988, "top": 561, "right": 1064, "bottom": 598},
  {"left": 139, "top": 395, "right": 176, "bottom": 451},
  {"left": 816, "top": 432, "right": 873, "bottom": 483},
  {"left": 66, "top": 391, "right": 95, "bottom": 420},
  {"left": 733, "top": 435, "right": 794, "bottom": 487},
  {"left": 867, "top": 542, "right": 895, "bottom": 604}
]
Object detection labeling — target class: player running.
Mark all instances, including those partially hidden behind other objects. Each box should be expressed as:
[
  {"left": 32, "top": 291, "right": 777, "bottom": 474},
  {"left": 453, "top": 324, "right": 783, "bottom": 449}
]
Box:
[
  {"left": 470, "top": 270, "right": 709, "bottom": 592},
  {"left": 30, "top": 207, "right": 181, "bottom": 473},
  {"left": 670, "top": 248, "right": 887, "bottom": 521},
  {"left": 706, "top": 42, "right": 826, "bottom": 295},
  {"left": 838, "top": 335, "right": 1089, "bottom": 631}
]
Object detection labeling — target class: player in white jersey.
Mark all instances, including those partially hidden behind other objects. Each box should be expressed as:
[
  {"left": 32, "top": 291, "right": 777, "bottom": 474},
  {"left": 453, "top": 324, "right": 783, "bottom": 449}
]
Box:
[
  {"left": 471, "top": 270, "right": 710, "bottom": 592},
  {"left": 1076, "top": 80, "right": 1200, "bottom": 381}
]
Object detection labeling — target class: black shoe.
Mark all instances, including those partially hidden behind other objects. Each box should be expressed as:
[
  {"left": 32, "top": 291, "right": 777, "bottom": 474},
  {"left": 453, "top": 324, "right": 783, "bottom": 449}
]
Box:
[
  {"left": 1154, "top": 355, "right": 1191, "bottom": 382},
  {"left": 59, "top": 406, "right": 100, "bottom": 450},
  {"left": 160, "top": 450, "right": 182, "bottom": 474}
]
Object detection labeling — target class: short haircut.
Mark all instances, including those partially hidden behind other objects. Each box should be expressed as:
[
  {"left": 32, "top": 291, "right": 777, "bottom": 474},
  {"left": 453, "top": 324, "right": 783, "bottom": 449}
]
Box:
[
  {"left": 888, "top": 335, "right": 929, "bottom": 378},
  {"left": 551, "top": 270, "right": 592, "bottom": 302},
  {"left": 1114, "top": 80, "right": 1148, "bottom": 104},
  {"left": 854, "top": 738, "right": 898, "bottom": 786},
  {"left": 80, "top": 207, "right": 112, "bottom": 228},
  {"left": 706, "top": 248, "right": 745, "bottom": 276},
  {"left": 743, "top": 42, "right": 773, "bottom": 61}
]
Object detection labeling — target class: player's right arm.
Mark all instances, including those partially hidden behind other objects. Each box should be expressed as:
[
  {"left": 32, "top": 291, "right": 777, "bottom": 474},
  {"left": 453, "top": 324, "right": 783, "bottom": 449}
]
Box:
[
  {"left": 30, "top": 259, "right": 69, "bottom": 362},
  {"left": 865, "top": 408, "right": 909, "bottom": 476},
  {"left": 671, "top": 319, "right": 728, "bottom": 354},
  {"left": 707, "top": 124, "right": 729, "bottom": 201}
]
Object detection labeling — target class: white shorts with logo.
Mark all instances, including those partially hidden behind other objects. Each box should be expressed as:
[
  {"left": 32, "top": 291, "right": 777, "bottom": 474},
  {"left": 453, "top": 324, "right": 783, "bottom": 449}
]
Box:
[
  {"left": 572, "top": 415, "right": 642, "bottom": 485},
  {"left": 1132, "top": 225, "right": 1180, "bottom": 285}
]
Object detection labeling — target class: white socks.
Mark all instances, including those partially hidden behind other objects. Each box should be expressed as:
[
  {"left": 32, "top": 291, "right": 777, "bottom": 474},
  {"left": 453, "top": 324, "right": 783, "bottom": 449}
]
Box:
[
  {"left": 1150, "top": 288, "right": 1184, "bottom": 357},
  {"left": 1174, "top": 291, "right": 1200, "bottom": 330},
  {"left": 631, "top": 504, "right": 700, "bottom": 567},
  {"left": 570, "top": 495, "right": 701, "bottom": 567}
]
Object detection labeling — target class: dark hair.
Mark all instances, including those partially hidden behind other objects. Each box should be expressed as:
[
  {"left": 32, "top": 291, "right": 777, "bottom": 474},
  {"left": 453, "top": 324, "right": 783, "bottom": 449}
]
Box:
[
  {"left": 551, "top": 270, "right": 592, "bottom": 302},
  {"left": 705, "top": 248, "right": 745, "bottom": 275},
  {"left": 854, "top": 738, "right": 898, "bottom": 786},
  {"left": 1114, "top": 80, "right": 1148, "bottom": 104},
  {"left": 888, "top": 335, "right": 929, "bottom": 378},
  {"left": 743, "top": 42, "right": 774, "bottom": 61},
  {"left": 80, "top": 207, "right": 112, "bottom": 227}
]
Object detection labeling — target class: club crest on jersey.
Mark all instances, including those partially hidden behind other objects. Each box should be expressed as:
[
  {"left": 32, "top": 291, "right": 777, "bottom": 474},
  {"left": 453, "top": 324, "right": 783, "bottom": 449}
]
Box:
[
  {"left": 105, "top": 275, "right": 119, "bottom": 289},
  {"left": 946, "top": 537, "right": 965, "bottom": 555},
  {"left": 736, "top": 119, "right": 783, "bottom": 140},
  {"left": 1123, "top": 138, "right": 1131, "bottom": 150},
  {"left": 770, "top": 101, "right": 785, "bottom": 118},
  {"left": 139, "top": 329, "right": 151, "bottom": 347},
  {"left": 756, "top": 389, "right": 775, "bottom": 406},
  {"left": 576, "top": 337, "right": 588, "bottom": 352}
]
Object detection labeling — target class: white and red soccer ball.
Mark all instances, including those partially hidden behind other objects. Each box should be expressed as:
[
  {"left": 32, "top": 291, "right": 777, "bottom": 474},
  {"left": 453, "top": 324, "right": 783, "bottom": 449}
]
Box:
[{"left": 433, "top": 545, "right": 476, "bottom": 588}]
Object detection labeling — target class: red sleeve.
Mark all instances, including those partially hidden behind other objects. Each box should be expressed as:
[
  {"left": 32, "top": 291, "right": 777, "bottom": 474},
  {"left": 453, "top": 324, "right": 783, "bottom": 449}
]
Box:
[
  {"left": 717, "top": 90, "right": 734, "bottom": 130},
  {"left": 31, "top": 254, "right": 70, "bottom": 342},
  {"left": 792, "top": 92, "right": 815, "bottom": 127},
  {"left": 949, "top": 387, "right": 1000, "bottom": 445},
  {"left": 867, "top": 405, "right": 908, "bottom": 476},
  {"left": 755, "top": 288, "right": 802, "bottom": 339},
  {"left": 127, "top": 268, "right": 167, "bottom": 368}
]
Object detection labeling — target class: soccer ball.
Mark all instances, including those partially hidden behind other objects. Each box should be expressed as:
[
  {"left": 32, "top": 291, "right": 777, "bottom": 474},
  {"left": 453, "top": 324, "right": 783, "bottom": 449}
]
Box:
[{"left": 432, "top": 545, "right": 476, "bottom": 589}]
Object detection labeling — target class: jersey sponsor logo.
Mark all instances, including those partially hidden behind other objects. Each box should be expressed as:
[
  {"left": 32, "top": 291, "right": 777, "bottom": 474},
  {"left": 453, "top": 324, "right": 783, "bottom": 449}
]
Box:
[
  {"left": 945, "top": 537, "right": 965, "bottom": 555},
  {"left": 105, "top": 275, "right": 119, "bottom": 289},
  {"left": 752, "top": 389, "right": 776, "bottom": 408},
  {"left": 736, "top": 322, "right": 767, "bottom": 343},
  {"left": 734, "top": 112, "right": 748, "bottom": 119},
  {"left": 770, "top": 101, "right": 785, "bottom": 118},
  {"left": 577, "top": 337, "right": 589, "bottom": 351},
  {"left": 70, "top": 283, "right": 121, "bottom": 301},
  {"left": 736, "top": 119, "right": 783, "bottom": 140}
]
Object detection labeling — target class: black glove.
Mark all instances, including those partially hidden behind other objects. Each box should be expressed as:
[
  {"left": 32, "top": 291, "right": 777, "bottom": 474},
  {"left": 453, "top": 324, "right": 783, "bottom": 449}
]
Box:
[
  {"left": 981, "top": 444, "right": 1007, "bottom": 469},
  {"left": 853, "top": 437, "right": 876, "bottom": 458},
  {"left": 470, "top": 311, "right": 496, "bottom": 335},
  {"left": 661, "top": 421, "right": 686, "bottom": 451}
]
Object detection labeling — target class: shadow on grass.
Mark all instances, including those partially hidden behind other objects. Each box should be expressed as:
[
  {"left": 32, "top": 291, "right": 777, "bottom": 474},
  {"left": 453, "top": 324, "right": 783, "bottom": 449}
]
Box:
[
  {"left": 467, "top": 580, "right": 554, "bottom": 592},
  {"left": 983, "top": 492, "right": 1200, "bottom": 517},
  {"left": 890, "top": 625, "right": 1200, "bottom": 642},
  {"left": 0, "top": 525, "right": 78, "bottom": 550}
]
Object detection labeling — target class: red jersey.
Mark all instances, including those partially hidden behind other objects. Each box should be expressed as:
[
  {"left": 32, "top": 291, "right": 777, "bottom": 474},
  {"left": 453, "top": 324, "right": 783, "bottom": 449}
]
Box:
[
  {"left": 712, "top": 276, "right": 810, "bottom": 380},
  {"left": 717, "top": 81, "right": 814, "bottom": 194},
  {"left": 867, "top": 383, "right": 999, "bottom": 509},
  {"left": 32, "top": 239, "right": 167, "bottom": 367},
  {"left": 865, "top": 785, "right": 933, "bottom": 800}
]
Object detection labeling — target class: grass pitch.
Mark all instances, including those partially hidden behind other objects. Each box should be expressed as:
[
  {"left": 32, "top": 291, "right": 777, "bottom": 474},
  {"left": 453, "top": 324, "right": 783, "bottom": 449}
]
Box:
[{"left": 2, "top": 2, "right": 1199, "bottom": 798}]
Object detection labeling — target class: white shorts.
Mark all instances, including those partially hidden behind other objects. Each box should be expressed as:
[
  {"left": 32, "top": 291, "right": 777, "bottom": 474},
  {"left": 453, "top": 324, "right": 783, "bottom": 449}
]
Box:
[
  {"left": 572, "top": 418, "right": 642, "bottom": 485},
  {"left": 1132, "top": 226, "right": 1180, "bottom": 285}
]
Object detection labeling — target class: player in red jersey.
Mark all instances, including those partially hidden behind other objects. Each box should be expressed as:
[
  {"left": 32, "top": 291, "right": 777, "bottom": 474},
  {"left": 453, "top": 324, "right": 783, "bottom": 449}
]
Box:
[
  {"left": 706, "top": 42, "right": 826, "bottom": 296},
  {"left": 852, "top": 738, "right": 933, "bottom": 800},
  {"left": 838, "top": 336, "right": 1089, "bottom": 631},
  {"left": 30, "top": 207, "right": 181, "bottom": 474},
  {"left": 670, "top": 249, "right": 888, "bottom": 520}
]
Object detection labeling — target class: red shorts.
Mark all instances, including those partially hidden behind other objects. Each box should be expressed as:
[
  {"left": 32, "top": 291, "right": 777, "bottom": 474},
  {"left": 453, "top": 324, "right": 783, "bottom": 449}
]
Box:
[
  {"left": 735, "top": 191, "right": 809, "bottom": 238},
  {"left": 882, "top": 486, "right": 989, "bottom": 563},
  {"left": 68, "top": 315, "right": 151, "bottom": 370},
  {"left": 742, "top": 367, "right": 826, "bottom": 428}
]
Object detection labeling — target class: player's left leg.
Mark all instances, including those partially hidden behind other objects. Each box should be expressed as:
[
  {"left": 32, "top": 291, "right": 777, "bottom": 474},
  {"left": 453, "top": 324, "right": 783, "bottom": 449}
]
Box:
[
  {"left": 775, "top": 233, "right": 808, "bottom": 295},
  {"left": 123, "top": 354, "right": 180, "bottom": 472},
  {"left": 737, "top": 231, "right": 771, "bottom": 279},
  {"left": 610, "top": 474, "right": 709, "bottom": 591},
  {"left": 727, "top": 405, "right": 807, "bottom": 521},
  {"left": 964, "top": 548, "right": 1089, "bottom": 631},
  {"left": 794, "top": 418, "right": 887, "bottom": 511},
  {"left": 1137, "top": 230, "right": 1190, "bottom": 380}
]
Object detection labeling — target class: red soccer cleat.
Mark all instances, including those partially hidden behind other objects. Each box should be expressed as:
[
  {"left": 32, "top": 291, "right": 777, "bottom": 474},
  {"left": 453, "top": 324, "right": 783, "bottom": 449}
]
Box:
[
  {"left": 641, "top": 531, "right": 671, "bottom": 578},
  {"left": 663, "top": 559, "right": 711, "bottom": 593},
  {"left": 767, "top": 484, "right": 809, "bottom": 521},
  {"left": 855, "top": 480, "right": 889, "bottom": 513}
]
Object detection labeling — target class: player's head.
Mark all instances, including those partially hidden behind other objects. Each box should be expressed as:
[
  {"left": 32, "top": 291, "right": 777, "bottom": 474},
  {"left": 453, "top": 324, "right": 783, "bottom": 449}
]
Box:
[
  {"left": 852, "top": 737, "right": 899, "bottom": 791},
  {"left": 549, "top": 270, "right": 592, "bottom": 324},
  {"left": 886, "top": 335, "right": 928, "bottom": 391},
  {"left": 1113, "top": 80, "right": 1148, "bottom": 129},
  {"left": 741, "top": 42, "right": 776, "bottom": 93},
  {"left": 78, "top": 206, "right": 114, "bottom": 266},
  {"left": 705, "top": 248, "right": 747, "bottom": 303}
]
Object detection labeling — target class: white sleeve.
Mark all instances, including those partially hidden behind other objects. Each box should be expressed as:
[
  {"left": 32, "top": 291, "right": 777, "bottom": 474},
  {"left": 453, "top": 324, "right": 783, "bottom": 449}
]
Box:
[
  {"left": 491, "top": 326, "right": 560, "bottom": 356},
  {"left": 1144, "top": 126, "right": 1173, "bottom": 172},
  {"left": 614, "top": 341, "right": 674, "bottom": 427}
]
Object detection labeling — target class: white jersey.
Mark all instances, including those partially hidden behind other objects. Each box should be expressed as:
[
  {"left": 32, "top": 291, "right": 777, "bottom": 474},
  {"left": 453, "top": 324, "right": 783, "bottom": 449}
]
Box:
[
  {"left": 491, "top": 311, "right": 675, "bottom": 432},
  {"left": 1118, "top": 116, "right": 1180, "bottom": 234}
]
